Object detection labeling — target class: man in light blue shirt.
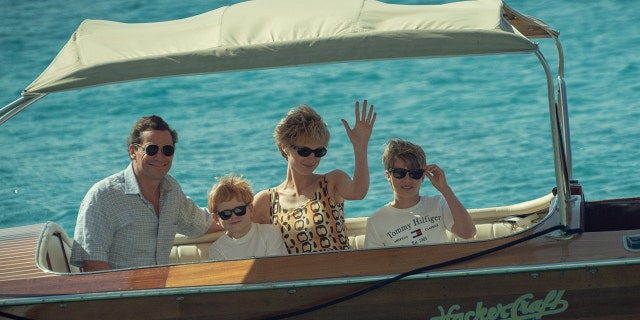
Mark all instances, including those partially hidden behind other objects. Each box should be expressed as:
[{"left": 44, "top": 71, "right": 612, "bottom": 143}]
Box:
[{"left": 71, "top": 115, "right": 221, "bottom": 271}]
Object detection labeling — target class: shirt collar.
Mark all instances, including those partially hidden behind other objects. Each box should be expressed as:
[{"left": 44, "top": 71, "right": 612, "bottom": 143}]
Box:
[
  {"left": 124, "top": 162, "right": 172, "bottom": 195},
  {"left": 124, "top": 163, "right": 141, "bottom": 195}
]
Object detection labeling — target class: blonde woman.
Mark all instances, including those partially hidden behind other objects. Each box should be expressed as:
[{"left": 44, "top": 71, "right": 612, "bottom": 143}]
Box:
[{"left": 253, "top": 100, "right": 376, "bottom": 253}]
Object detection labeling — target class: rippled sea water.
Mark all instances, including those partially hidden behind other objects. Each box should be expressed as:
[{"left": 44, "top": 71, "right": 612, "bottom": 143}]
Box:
[{"left": 1, "top": 0, "right": 639, "bottom": 235}]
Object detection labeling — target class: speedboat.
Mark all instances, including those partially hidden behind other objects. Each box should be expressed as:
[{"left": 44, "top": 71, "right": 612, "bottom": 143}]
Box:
[{"left": 2, "top": 0, "right": 640, "bottom": 319}]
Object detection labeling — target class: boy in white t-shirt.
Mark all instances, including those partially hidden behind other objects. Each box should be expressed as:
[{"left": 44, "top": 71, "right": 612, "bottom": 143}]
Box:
[
  {"left": 365, "top": 139, "right": 477, "bottom": 248},
  {"left": 207, "top": 174, "right": 287, "bottom": 261}
]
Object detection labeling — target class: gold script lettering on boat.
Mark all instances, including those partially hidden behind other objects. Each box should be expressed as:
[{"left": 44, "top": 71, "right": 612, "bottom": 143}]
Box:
[{"left": 431, "top": 289, "right": 569, "bottom": 320}]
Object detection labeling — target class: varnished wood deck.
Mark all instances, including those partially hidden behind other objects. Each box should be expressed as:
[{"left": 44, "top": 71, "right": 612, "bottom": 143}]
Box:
[{"left": 0, "top": 224, "right": 47, "bottom": 282}]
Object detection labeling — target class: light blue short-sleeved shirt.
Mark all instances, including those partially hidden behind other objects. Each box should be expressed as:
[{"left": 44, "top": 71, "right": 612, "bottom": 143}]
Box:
[{"left": 70, "top": 163, "right": 212, "bottom": 270}]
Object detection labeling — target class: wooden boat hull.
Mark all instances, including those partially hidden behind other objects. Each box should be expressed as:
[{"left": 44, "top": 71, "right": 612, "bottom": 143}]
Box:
[
  {"left": 2, "top": 257, "right": 639, "bottom": 319},
  {"left": 2, "top": 222, "right": 640, "bottom": 319}
]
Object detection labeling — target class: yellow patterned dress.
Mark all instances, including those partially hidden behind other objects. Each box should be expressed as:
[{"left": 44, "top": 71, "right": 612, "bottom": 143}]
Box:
[{"left": 269, "top": 175, "right": 349, "bottom": 253}]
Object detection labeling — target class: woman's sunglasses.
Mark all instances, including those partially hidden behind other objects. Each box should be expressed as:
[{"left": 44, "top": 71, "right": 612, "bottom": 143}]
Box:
[
  {"left": 216, "top": 204, "right": 249, "bottom": 220},
  {"left": 292, "top": 145, "right": 327, "bottom": 158},
  {"left": 134, "top": 143, "right": 175, "bottom": 157},
  {"left": 388, "top": 168, "right": 425, "bottom": 180}
]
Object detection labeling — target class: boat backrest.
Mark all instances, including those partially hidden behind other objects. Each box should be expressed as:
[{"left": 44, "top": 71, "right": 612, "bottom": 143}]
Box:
[
  {"left": 169, "top": 213, "right": 542, "bottom": 264},
  {"left": 42, "top": 196, "right": 549, "bottom": 270},
  {"left": 170, "top": 217, "right": 369, "bottom": 263},
  {"left": 37, "top": 222, "right": 81, "bottom": 273},
  {"left": 447, "top": 218, "right": 533, "bottom": 242}
]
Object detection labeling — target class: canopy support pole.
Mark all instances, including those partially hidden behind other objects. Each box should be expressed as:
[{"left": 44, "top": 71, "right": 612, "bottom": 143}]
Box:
[
  {"left": 0, "top": 94, "right": 46, "bottom": 126},
  {"left": 552, "top": 36, "right": 573, "bottom": 182},
  {"left": 536, "top": 49, "right": 572, "bottom": 232}
]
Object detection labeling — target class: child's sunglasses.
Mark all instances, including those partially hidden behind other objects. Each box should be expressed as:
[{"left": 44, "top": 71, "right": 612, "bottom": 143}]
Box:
[
  {"left": 388, "top": 168, "right": 425, "bottom": 180},
  {"left": 292, "top": 145, "right": 327, "bottom": 158},
  {"left": 216, "top": 204, "right": 249, "bottom": 220},
  {"left": 133, "top": 143, "right": 175, "bottom": 157}
]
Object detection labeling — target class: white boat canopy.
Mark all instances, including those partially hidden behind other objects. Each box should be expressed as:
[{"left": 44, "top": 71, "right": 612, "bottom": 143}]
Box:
[{"left": 21, "top": 0, "right": 555, "bottom": 95}]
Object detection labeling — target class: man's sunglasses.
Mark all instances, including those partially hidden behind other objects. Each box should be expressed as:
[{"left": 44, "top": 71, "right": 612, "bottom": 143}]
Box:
[
  {"left": 292, "top": 146, "right": 327, "bottom": 158},
  {"left": 134, "top": 143, "right": 175, "bottom": 157},
  {"left": 388, "top": 168, "right": 425, "bottom": 180},
  {"left": 216, "top": 204, "right": 249, "bottom": 220}
]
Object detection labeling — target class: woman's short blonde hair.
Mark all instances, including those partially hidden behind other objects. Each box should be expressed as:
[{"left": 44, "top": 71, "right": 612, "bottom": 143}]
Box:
[
  {"left": 207, "top": 174, "right": 254, "bottom": 214},
  {"left": 382, "top": 139, "right": 427, "bottom": 170},
  {"left": 273, "top": 105, "right": 330, "bottom": 158}
]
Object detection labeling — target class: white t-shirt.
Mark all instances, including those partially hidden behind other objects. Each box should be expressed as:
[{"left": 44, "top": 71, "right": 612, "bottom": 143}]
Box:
[
  {"left": 208, "top": 223, "right": 287, "bottom": 261},
  {"left": 365, "top": 195, "right": 454, "bottom": 248}
]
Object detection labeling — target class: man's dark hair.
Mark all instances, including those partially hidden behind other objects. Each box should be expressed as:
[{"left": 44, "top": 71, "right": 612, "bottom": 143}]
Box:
[{"left": 126, "top": 115, "right": 178, "bottom": 146}]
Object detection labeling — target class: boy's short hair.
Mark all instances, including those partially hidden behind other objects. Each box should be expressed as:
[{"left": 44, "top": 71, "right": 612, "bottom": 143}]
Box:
[
  {"left": 207, "top": 174, "right": 254, "bottom": 214},
  {"left": 273, "top": 105, "right": 330, "bottom": 158},
  {"left": 382, "top": 139, "right": 427, "bottom": 169}
]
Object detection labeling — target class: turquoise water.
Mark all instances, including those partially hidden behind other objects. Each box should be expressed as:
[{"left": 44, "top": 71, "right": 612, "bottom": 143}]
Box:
[{"left": 1, "top": 0, "right": 639, "bottom": 235}]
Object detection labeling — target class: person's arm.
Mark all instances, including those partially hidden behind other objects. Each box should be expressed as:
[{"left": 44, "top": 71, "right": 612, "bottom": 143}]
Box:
[
  {"left": 178, "top": 195, "right": 224, "bottom": 235},
  {"left": 71, "top": 186, "right": 114, "bottom": 271},
  {"left": 336, "top": 100, "right": 377, "bottom": 200},
  {"left": 82, "top": 260, "right": 111, "bottom": 272},
  {"left": 424, "top": 164, "right": 477, "bottom": 239},
  {"left": 206, "top": 218, "right": 224, "bottom": 233},
  {"left": 251, "top": 189, "right": 273, "bottom": 224}
]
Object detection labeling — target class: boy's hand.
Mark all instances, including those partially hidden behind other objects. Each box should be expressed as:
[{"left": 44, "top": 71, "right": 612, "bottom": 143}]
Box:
[{"left": 424, "top": 164, "right": 449, "bottom": 192}]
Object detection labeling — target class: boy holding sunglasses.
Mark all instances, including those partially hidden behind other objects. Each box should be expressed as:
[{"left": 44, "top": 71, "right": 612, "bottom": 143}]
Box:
[
  {"left": 364, "top": 139, "right": 476, "bottom": 248},
  {"left": 207, "top": 174, "right": 287, "bottom": 261}
]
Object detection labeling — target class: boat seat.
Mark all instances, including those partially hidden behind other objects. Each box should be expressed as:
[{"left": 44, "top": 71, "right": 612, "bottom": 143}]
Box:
[
  {"left": 171, "top": 232, "right": 222, "bottom": 263},
  {"left": 447, "top": 220, "right": 524, "bottom": 242},
  {"left": 40, "top": 196, "right": 549, "bottom": 269},
  {"left": 37, "top": 222, "right": 81, "bottom": 273},
  {"left": 39, "top": 212, "right": 543, "bottom": 270},
  {"left": 169, "top": 214, "right": 541, "bottom": 263},
  {"left": 170, "top": 232, "right": 369, "bottom": 263}
]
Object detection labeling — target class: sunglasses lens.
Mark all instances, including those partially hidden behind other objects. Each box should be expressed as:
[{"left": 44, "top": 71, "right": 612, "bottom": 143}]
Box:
[
  {"left": 217, "top": 205, "right": 248, "bottom": 220},
  {"left": 392, "top": 168, "right": 407, "bottom": 179},
  {"left": 140, "top": 144, "right": 174, "bottom": 156},
  {"left": 233, "top": 206, "right": 248, "bottom": 217},
  {"left": 293, "top": 146, "right": 327, "bottom": 158},
  {"left": 314, "top": 147, "right": 327, "bottom": 158},
  {"left": 409, "top": 169, "right": 425, "bottom": 179},
  {"left": 389, "top": 168, "right": 424, "bottom": 179},
  {"left": 296, "top": 147, "right": 312, "bottom": 157},
  {"left": 162, "top": 145, "right": 175, "bottom": 156},
  {"left": 145, "top": 145, "right": 159, "bottom": 156},
  {"left": 217, "top": 211, "right": 232, "bottom": 220}
]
